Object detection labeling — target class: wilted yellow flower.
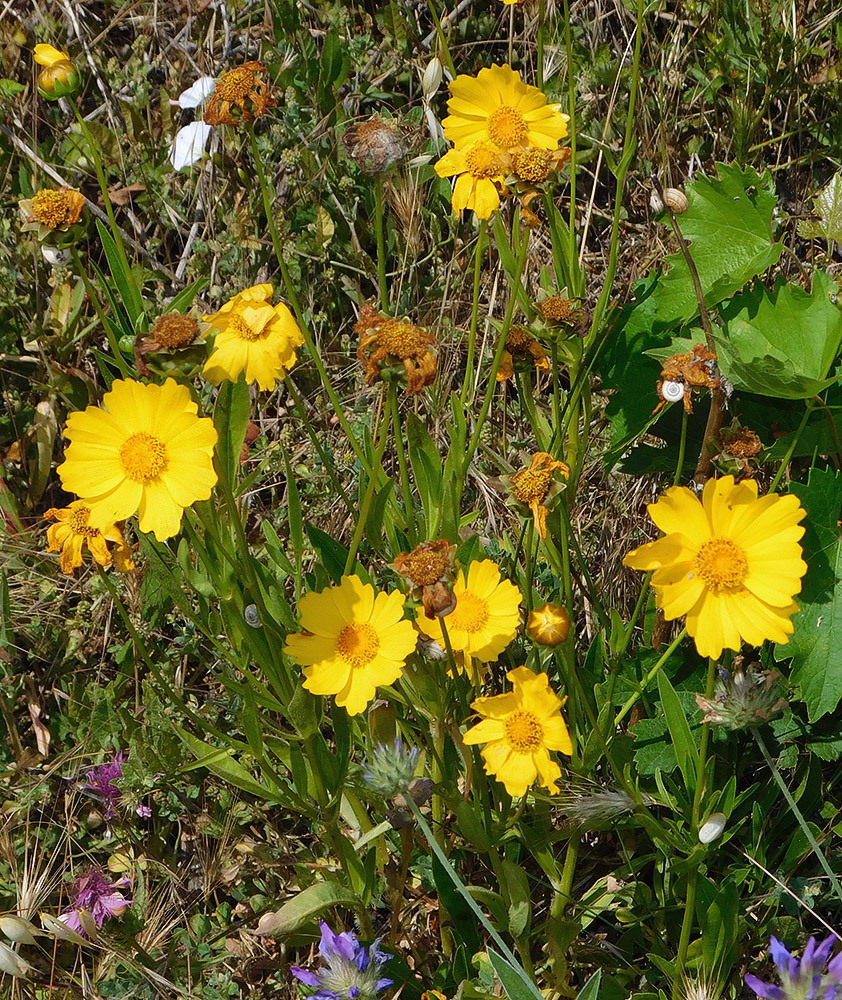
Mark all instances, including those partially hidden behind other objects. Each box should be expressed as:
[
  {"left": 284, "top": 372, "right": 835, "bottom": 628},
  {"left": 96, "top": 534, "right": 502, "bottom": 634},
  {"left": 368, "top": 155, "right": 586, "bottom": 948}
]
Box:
[
  {"left": 463, "top": 666, "right": 572, "bottom": 797},
  {"left": 21, "top": 187, "right": 86, "bottom": 244},
  {"left": 355, "top": 303, "right": 437, "bottom": 394},
  {"left": 435, "top": 141, "right": 509, "bottom": 219},
  {"left": 203, "top": 62, "right": 274, "bottom": 126},
  {"left": 624, "top": 476, "right": 808, "bottom": 659},
  {"left": 44, "top": 500, "right": 134, "bottom": 575},
  {"left": 526, "top": 603, "right": 570, "bottom": 646},
  {"left": 418, "top": 559, "right": 521, "bottom": 662},
  {"left": 443, "top": 64, "right": 569, "bottom": 151},
  {"left": 202, "top": 284, "right": 303, "bottom": 391},
  {"left": 503, "top": 451, "right": 569, "bottom": 540},
  {"left": 284, "top": 575, "right": 417, "bottom": 716},
  {"left": 57, "top": 379, "right": 218, "bottom": 542},
  {"left": 392, "top": 539, "right": 457, "bottom": 617},
  {"left": 497, "top": 325, "right": 550, "bottom": 382}
]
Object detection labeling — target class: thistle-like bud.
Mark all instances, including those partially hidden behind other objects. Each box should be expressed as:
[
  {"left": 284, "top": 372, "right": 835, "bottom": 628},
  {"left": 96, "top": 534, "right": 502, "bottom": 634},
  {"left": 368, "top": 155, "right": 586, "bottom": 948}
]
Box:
[
  {"left": 363, "top": 739, "right": 420, "bottom": 797},
  {"left": 695, "top": 660, "right": 786, "bottom": 730},
  {"left": 34, "top": 44, "right": 80, "bottom": 100}
]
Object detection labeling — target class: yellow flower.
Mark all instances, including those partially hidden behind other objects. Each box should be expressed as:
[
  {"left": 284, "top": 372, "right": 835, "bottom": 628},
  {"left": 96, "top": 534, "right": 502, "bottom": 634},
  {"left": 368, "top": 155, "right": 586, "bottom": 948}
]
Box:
[
  {"left": 463, "top": 666, "right": 572, "bottom": 797},
  {"left": 27, "top": 187, "right": 85, "bottom": 231},
  {"left": 44, "top": 500, "right": 134, "bottom": 575},
  {"left": 623, "top": 476, "right": 808, "bottom": 659},
  {"left": 434, "top": 142, "right": 508, "bottom": 219},
  {"left": 284, "top": 575, "right": 417, "bottom": 716},
  {"left": 57, "top": 379, "right": 218, "bottom": 542},
  {"left": 503, "top": 451, "right": 569, "bottom": 540},
  {"left": 33, "top": 45, "right": 79, "bottom": 100},
  {"left": 496, "top": 325, "right": 550, "bottom": 382},
  {"left": 442, "top": 64, "right": 569, "bottom": 152},
  {"left": 202, "top": 284, "right": 304, "bottom": 391},
  {"left": 33, "top": 44, "right": 70, "bottom": 67},
  {"left": 418, "top": 560, "right": 521, "bottom": 662},
  {"left": 526, "top": 603, "right": 570, "bottom": 646}
]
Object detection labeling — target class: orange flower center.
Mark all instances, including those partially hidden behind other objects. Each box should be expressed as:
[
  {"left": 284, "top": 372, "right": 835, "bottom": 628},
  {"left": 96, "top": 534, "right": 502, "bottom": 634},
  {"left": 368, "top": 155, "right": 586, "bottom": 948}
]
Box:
[
  {"left": 505, "top": 710, "right": 544, "bottom": 753},
  {"left": 67, "top": 506, "right": 100, "bottom": 538},
  {"left": 31, "top": 188, "right": 82, "bottom": 229},
  {"left": 540, "top": 295, "right": 575, "bottom": 321},
  {"left": 505, "top": 325, "right": 533, "bottom": 351},
  {"left": 694, "top": 538, "right": 749, "bottom": 592},
  {"left": 512, "top": 467, "right": 552, "bottom": 505},
  {"left": 153, "top": 314, "right": 199, "bottom": 349},
  {"left": 228, "top": 314, "right": 268, "bottom": 343},
  {"left": 512, "top": 148, "right": 551, "bottom": 183},
  {"left": 120, "top": 432, "right": 167, "bottom": 482},
  {"left": 487, "top": 105, "right": 528, "bottom": 147},
  {"left": 216, "top": 66, "right": 256, "bottom": 101},
  {"left": 376, "top": 320, "right": 429, "bottom": 359},
  {"left": 396, "top": 545, "right": 450, "bottom": 586},
  {"left": 447, "top": 591, "right": 489, "bottom": 633},
  {"left": 465, "top": 143, "right": 503, "bottom": 179},
  {"left": 336, "top": 623, "right": 380, "bottom": 666}
]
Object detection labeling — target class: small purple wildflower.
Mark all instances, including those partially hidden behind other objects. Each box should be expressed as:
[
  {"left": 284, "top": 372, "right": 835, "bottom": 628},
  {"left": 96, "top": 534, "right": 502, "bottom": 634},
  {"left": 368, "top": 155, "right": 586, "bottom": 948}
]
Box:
[
  {"left": 61, "top": 869, "right": 133, "bottom": 937},
  {"left": 746, "top": 935, "right": 842, "bottom": 1000},
  {"left": 81, "top": 752, "right": 125, "bottom": 819},
  {"left": 291, "top": 921, "right": 393, "bottom": 1000},
  {"left": 136, "top": 804, "right": 152, "bottom": 819}
]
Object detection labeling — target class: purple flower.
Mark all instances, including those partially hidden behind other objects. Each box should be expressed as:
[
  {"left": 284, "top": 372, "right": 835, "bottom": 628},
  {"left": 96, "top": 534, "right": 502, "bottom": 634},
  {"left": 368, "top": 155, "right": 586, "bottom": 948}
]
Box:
[
  {"left": 291, "top": 922, "right": 392, "bottom": 1000},
  {"left": 61, "top": 869, "right": 132, "bottom": 937},
  {"left": 746, "top": 935, "right": 842, "bottom": 1000},
  {"left": 136, "top": 804, "right": 152, "bottom": 819},
  {"left": 80, "top": 752, "right": 125, "bottom": 819}
]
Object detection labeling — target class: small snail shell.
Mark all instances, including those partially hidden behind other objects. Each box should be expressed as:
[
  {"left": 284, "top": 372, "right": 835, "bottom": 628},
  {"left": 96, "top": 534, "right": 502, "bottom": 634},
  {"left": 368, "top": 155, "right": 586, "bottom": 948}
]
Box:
[
  {"left": 244, "top": 604, "right": 262, "bottom": 628},
  {"left": 698, "top": 812, "right": 727, "bottom": 844},
  {"left": 661, "top": 380, "right": 686, "bottom": 403},
  {"left": 663, "top": 187, "right": 689, "bottom": 213}
]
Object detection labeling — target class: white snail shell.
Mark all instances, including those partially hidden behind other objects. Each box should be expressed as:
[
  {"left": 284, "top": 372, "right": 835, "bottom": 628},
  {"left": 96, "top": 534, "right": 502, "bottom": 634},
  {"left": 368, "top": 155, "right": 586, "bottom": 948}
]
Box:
[
  {"left": 664, "top": 187, "right": 689, "bottom": 213},
  {"left": 661, "top": 380, "right": 686, "bottom": 403},
  {"left": 244, "top": 604, "right": 262, "bottom": 628},
  {"left": 41, "top": 245, "right": 71, "bottom": 266}
]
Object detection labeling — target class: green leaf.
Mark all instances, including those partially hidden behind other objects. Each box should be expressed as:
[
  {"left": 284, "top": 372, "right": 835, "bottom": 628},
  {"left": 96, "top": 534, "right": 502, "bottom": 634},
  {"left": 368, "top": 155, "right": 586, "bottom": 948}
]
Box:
[
  {"left": 798, "top": 172, "right": 842, "bottom": 244},
  {"left": 776, "top": 468, "right": 842, "bottom": 721},
  {"left": 254, "top": 882, "right": 361, "bottom": 937},
  {"left": 575, "top": 970, "right": 603, "bottom": 1000},
  {"left": 175, "top": 727, "right": 278, "bottom": 800},
  {"left": 213, "top": 378, "right": 251, "bottom": 489},
  {"left": 305, "top": 523, "right": 349, "bottom": 582},
  {"left": 657, "top": 671, "right": 699, "bottom": 793},
  {"left": 716, "top": 273, "right": 842, "bottom": 398},
  {"left": 95, "top": 219, "right": 143, "bottom": 325},
  {"left": 486, "top": 948, "right": 544, "bottom": 1000},
  {"left": 406, "top": 413, "right": 443, "bottom": 535}
]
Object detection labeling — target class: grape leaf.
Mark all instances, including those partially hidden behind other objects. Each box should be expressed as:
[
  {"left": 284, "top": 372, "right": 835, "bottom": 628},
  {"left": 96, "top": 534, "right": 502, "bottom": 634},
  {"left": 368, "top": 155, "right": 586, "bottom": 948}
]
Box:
[{"left": 798, "top": 172, "right": 842, "bottom": 245}]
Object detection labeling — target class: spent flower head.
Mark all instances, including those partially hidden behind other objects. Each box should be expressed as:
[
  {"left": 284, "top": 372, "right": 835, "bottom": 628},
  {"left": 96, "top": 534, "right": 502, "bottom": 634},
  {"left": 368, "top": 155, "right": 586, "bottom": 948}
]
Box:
[
  {"left": 695, "top": 660, "right": 787, "bottom": 729},
  {"left": 356, "top": 304, "right": 437, "bottom": 394},
  {"left": 291, "top": 921, "right": 393, "bottom": 1000},
  {"left": 21, "top": 187, "right": 86, "bottom": 245},
  {"left": 363, "top": 739, "right": 420, "bottom": 797},
  {"left": 204, "top": 61, "right": 274, "bottom": 126},
  {"left": 61, "top": 869, "right": 132, "bottom": 936},
  {"left": 342, "top": 116, "right": 410, "bottom": 174},
  {"left": 746, "top": 935, "right": 842, "bottom": 1000}
]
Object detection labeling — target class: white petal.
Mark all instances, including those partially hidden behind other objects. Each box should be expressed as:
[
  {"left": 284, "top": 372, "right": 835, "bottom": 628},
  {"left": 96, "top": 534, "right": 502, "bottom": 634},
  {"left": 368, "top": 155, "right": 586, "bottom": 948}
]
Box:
[
  {"left": 698, "top": 812, "right": 727, "bottom": 844},
  {"left": 168, "top": 121, "right": 213, "bottom": 171},
  {"left": 178, "top": 76, "right": 216, "bottom": 108}
]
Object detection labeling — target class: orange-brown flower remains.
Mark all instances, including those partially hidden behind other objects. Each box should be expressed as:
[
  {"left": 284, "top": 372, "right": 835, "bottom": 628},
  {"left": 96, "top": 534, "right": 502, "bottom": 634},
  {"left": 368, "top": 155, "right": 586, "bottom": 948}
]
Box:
[
  {"left": 29, "top": 188, "right": 85, "bottom": 230},
  {"left": 203, "top": 62, "right": 275, "bottom": 127},
  {"left": 497, "top": 325, "right": 550, "bottom": 383},
  {"left": 151, "top": 314, "right": 199, "bottom": 349},
  {"left": 511, "top": 148, "right": 552, "bottom": 184},
  {"left": 539, "top": 295, "right": 575, "bottom": 322},
  {"left": 505, "top": 452, "right": 569, "bottom": 540},
  {"left": 342, "top": 116, "right": 410, "bottom": 174},
  {"left": 720, "top": 426, "right": 762, "bottom": 461},
  {"left": 656, "top": 343, "right": 719, "bottom": 414},
  {"left": 393, "top": 540, "right": 457, "bottom": 617},
  {"left": 356, "top": 304, "right": 437, "bottom": 394}
]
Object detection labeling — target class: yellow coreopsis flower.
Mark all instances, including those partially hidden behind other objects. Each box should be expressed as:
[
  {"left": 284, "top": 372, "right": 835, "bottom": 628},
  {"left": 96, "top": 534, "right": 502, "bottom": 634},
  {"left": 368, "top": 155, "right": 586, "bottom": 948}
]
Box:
[
  {"left": 418, "top": 559, "right": 521, "bottom": 662},
  {"left": 202, "top": 284, "right": 304, "bottom": 391},
  {"left": 44, "top": 500, "right": 134, "bottom": 575},
  {"left": 34, "top": 44, "right": 70, "bottom": 66},
  {"left": 623, "top": 476, "right": 808, "bottom": 659},
  {"left": 463, "top": 666, "right": 572, "bottom": 797},
  {"left": 442, "top": 64, "right": 569, "bottom": 152},
  {"left": 57, "top": 379, "right": 218, "bottom": 542},
  {"left": 33, "top": 44, "right": 79, "bottom": 100},
  {"left": 284, "top": 575, "right": 417, "bottom": 716},
  {"left": 434, "top": 141, "right": 509, "bottom": 219}
]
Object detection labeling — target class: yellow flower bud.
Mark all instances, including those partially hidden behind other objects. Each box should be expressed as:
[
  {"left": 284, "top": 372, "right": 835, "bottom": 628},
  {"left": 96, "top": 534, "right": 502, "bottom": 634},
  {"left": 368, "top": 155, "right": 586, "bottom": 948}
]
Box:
[
  {"left": 526, "top": 603, "right": 571, "bottom": 646},
  {"left": 34, "top": 46, "right": 80, "bottom": 100}
]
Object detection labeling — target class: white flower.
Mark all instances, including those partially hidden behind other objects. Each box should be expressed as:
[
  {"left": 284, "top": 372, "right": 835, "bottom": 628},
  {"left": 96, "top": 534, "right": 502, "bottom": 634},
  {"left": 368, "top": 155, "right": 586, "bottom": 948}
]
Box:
[
  {"left": 169, "top": 121, "right": 214, "bottom": 170},
  {"left": 177, "top": 76, "right": 216, "bottom": 109}
]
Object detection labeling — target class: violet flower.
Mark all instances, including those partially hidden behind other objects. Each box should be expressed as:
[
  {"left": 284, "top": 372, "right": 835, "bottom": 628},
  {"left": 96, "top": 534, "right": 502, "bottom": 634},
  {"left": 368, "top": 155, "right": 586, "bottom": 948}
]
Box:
[
  {"left": 291, "top": 921, "right": 392, "bottom": 1000},
  {"left": 80, "top": 752, "right": 125, "bottom": 819},
  {"left": 746, "top": 935, "right": 842, "bottom": 1000},
  {"left": 61, "top": 869, "right": 133, "bottom": 936}
]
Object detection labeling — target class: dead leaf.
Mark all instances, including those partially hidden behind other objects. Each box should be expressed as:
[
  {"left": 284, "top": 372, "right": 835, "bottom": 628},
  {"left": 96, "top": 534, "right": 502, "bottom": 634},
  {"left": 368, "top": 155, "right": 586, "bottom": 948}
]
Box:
[{"left": 107, "top": 183, "right": 146, "bottom": 206}]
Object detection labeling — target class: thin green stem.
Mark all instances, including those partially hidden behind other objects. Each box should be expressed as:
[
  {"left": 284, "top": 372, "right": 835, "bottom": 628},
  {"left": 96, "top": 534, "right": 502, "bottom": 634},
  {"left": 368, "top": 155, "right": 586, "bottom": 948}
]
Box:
[
  {"left": 388, "top": 384, "right": 417, "bottom": 542},
  {"left": 374, "top": 176, "right": 389, "bottom": 311},
  {"left": 537, "top": 0, "right": 546, "bottom": 89},
  {"left": 769, "top": 403, "right": 812, "bottom": 493},
  {"left": 461, "top": 219, "right": 487, "bottom": 405},
  {"left": 425, "top": 0, "right": 456, "bottom": 78},
  {"left": 674, "top": 407, "right": 689, "bottom": 487},
  {"left": 551, "top": 834, "right": 580, "bottom": 916},
  {"left": 614, "top": 627, "right": 687, "bottom": 728},
  {"left": 561, "top": 0, "right": 578, "bottom": 280},
  {"left": 752, "top": 727, "right": 842, "bottom": 904},
  {"left": 69, "top": 246, "right": 131, "bottom": 377},
  {"left": 344, "top": 392, "right": 392, "bottom": 573},
  {"left": 249, "top": 125, "right": 371, "bottom": 476}
]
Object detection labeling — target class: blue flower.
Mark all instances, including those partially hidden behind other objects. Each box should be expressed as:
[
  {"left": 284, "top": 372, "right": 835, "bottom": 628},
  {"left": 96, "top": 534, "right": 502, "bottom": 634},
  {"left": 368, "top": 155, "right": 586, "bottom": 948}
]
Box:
[
  {"left": 746, "top": 935, "right": 842, "bottom": 1000},
  {"left": 291, "top": 922, "right": 393, "bottom": 1000}
]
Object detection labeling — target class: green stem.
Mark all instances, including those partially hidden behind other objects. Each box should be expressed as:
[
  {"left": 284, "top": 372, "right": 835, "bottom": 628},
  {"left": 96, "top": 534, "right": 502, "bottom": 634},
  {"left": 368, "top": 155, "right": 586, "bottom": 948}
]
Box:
[
  {"left": 768, "top": 403, "right": 812, "bottom": 493},
  {"left": 561, "top": 0, "right": 578, "bottom": 281},
  {"left": 425, "top": 0, "right": 456, "bottom": 78},
  {"left": 374, "top": 175, "right": 389, "bottom": 311},
  {"left": 752, "top": 727, "right": 842, "bottom": 904},
  {"left": 388, "top": 384, "right": 417, "bottom": 542},
  {"left": 404, "top": 796, "right": 542, "bottom": 998},
  {"left": 249, "top": 126, "right": 371, "bottom": 476},
  {"left": 614, "top": 627, "right": 687, "bottom": 727},
  {"left": 537, "top": 0, "right": 546, "bottom": 90},
  {"left": 464, "top": 223, "right": 530, "bottom": 472},
  {"left": 344, "top": 392, "right": 392, "bottom": 573},
  {"left": 551, "top": 834, "right": 580, "bottom": 916},
  {"left": 69, "top": 246, "right": 131, "bottom": 377},
  {"left": 674, "top": 407, "right": 689, "bottom": 487},
  {"left": 461, "top": 219, "right": 488, "bottom": 405}
]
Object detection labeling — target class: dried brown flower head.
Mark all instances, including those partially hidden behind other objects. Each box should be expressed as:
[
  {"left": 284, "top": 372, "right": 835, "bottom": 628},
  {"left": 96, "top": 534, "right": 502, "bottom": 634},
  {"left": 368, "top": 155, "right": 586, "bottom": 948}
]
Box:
[
  {"left": 497, "top": 325, "right": 550, "bottom": 382},
  {"left": 151, "top": 314, "right": 199, "bottom": 349},
  {"left": 204, "top": 62, "right": 275, "bottom": 127},
  {"left": 356, "top": 303, "right": 437, "bottom": 394},
  {"left": 502, "top": 452, "right": 569, "bottom": 539},
  {"left": 342, "top": 116, "right": 410, "bottom": 174},
  {"left": 392, "top": 540, "right": 457, "bottom": 618},
  {"left": 655, "top": 343, "right": 719, "bottom": 414},
  {"left": 720, "top": 426, "right": 762, "bottom": 460},
  {"left": 27, "top": 187, "right": 85, "bottom": 230}
]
